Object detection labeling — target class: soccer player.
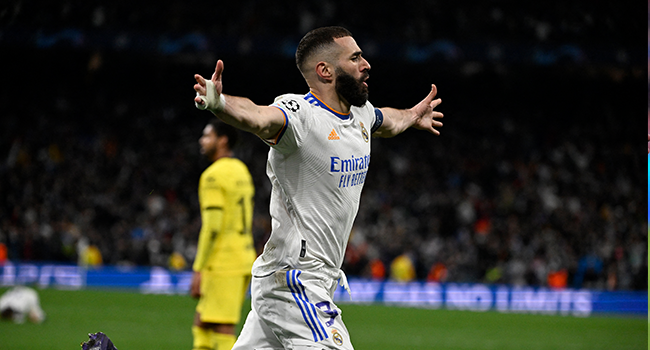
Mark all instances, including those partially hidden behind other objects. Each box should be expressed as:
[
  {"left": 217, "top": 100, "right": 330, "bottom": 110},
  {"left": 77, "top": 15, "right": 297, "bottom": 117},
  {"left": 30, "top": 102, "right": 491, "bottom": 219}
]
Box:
[
  {"left": 193, "top": 26, "right": 443, "bottom": 350},
  {"left": 190, "top": 120, "right": 256, "bottom": 350},
  {"left": 0, "top": 286, "right": 46, "bottom": 324}
]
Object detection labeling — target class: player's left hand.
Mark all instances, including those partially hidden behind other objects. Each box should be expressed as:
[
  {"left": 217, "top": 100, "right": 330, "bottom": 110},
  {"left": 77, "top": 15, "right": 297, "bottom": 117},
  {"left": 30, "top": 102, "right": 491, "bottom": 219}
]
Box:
[{"left": 410, "top": 84, "right": 444, "bottom": 135}]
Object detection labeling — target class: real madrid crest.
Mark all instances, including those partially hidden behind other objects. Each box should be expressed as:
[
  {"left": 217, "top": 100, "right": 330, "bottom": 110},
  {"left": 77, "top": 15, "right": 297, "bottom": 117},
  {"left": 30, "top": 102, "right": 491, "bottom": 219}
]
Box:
[
  {"left": 359, "top": 122, "right": 369, "bottom": 143},
  {"left": 331, "top": 328, "right": 343, "bottom": 346}
]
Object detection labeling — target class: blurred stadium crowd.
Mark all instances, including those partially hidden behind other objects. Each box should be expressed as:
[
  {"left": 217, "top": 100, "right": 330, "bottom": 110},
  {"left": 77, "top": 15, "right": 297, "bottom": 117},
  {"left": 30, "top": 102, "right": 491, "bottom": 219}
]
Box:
[
  {"left": 4, "top": 0, "right": 635, "bottom": 44},
  {"left": 2, "top": 0, "right": 638, "bottom": 65},
  {"left": 1, "top": 1, "right": 646, "bottom": 291}
]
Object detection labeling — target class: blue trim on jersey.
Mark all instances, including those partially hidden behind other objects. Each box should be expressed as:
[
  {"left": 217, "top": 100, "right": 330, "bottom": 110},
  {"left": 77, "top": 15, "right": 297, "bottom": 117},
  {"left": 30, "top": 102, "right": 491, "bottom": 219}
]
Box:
[
  {"left": 305, "top": 92, "right": 350, "bottom": 120},
  {"left": 269, "top": 106, "right": 289, "bottom": 145},
  {"left": 372, "top": 108, "right": 384, "bottom": 134},
  {"left": 286, "top": 270, "right": 328, "bottom": 342}
]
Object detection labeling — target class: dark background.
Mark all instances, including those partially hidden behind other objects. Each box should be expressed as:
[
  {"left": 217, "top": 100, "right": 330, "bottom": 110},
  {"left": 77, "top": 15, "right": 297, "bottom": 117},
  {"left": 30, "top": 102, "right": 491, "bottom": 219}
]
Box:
[{"left": 0, "top": 1, "right": 646, "bottom": 291}]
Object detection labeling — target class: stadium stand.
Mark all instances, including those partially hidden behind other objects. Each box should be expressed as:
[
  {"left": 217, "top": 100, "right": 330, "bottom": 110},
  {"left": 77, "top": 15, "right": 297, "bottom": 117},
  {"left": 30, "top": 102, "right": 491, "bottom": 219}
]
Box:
[{"left": 0, "top": 1, "right": 645, "bottom": 292}]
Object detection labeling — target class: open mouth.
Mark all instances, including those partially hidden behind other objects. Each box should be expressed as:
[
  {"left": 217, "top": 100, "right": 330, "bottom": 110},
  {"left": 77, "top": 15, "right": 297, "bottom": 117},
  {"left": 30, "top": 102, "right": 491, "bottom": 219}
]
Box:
[{"left": 361, "top": 75, "right": 369, "bottom": 87}]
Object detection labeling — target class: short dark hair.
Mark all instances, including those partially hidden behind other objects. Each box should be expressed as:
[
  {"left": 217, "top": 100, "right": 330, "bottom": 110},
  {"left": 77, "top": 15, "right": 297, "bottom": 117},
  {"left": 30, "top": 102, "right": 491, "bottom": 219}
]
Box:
[
  {"left": 208, "top": 119, "right": 239, "bottom": 149},
  {"left": 295, "top": 26, "right": 352, "bottom": 73}
]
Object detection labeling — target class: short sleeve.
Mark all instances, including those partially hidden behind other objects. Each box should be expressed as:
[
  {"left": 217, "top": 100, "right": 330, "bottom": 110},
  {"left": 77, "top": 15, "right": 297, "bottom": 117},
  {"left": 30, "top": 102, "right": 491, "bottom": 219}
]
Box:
[
  {"left": 267, "top": 94, "right": 312, "bottom": 154},
  {"left": 199, "top": 172, "right": 225, "bottom": 210}
]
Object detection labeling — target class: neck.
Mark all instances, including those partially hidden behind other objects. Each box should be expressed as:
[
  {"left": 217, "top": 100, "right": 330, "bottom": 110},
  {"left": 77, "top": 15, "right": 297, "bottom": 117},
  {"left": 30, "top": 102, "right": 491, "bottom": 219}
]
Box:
[
  {"left": 309, "top": 87, "right": 351, "bottom": 114},
  {"left": 211, "top": 149, "right": 232, "bottom": 162}
]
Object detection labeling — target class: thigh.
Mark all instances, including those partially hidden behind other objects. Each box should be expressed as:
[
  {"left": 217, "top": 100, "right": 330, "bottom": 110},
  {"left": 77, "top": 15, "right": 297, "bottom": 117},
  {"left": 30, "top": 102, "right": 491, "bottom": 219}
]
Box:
[
  {"left": 197, "top": 272, "right": 250, "bottom": 324},
  {"left": 254, "top": 269, "right": 354, "bottom": 350},
  {"left": 233, "top": 306, "right": 284, "bottom": 350}
]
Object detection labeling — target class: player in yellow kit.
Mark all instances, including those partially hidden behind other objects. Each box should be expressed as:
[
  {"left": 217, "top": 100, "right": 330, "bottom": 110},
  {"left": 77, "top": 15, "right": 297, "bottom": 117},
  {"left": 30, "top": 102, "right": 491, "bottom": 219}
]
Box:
[{"left": 190, "top": 119, "right": 256, "bottom": 350}]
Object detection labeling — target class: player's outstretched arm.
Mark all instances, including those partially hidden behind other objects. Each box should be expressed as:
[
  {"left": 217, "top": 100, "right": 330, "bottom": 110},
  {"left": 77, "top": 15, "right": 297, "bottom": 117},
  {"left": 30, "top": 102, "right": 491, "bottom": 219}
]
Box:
[
  {"left": 373, "top": 84, "right": 444, "bottom": 138},
  {"left": 194, "top": 60, "right": 286, "bottom": 140}
]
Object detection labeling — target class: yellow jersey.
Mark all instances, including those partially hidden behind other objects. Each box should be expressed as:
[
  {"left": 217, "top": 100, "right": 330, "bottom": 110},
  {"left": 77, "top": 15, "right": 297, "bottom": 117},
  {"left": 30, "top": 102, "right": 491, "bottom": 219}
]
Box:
[{"left": 193, "top": 157, "right": 256, "bottom": 275}]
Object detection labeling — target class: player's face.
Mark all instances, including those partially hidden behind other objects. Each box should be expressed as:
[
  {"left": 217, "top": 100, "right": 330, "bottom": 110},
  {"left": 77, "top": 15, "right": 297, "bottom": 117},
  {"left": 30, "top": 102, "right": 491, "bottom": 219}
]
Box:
[
  {"left": 199, "top": 125, "right": 218, "bottom": 159},
  {"left": 335, "top": 68, "right": 368, "bottom": 107},
  {"left": 333, "top": 36, "right": 371, "bottom": 107}
]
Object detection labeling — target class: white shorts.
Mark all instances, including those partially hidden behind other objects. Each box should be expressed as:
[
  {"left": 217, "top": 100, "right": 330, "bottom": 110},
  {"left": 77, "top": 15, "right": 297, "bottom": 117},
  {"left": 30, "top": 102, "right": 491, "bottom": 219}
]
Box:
[{"left": 232, "top": 269, "right": 353, "bottom": 350}]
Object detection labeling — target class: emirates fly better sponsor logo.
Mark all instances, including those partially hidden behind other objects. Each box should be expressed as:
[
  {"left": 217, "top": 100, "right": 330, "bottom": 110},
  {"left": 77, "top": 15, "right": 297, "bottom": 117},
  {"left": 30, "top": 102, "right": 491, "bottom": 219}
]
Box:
[{"left": 330, "top": 154, "right": 370, "bottom": 188}]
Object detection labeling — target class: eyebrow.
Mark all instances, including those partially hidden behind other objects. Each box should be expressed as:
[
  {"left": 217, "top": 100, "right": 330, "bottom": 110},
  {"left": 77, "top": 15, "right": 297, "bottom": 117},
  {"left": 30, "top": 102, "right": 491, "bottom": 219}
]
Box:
[{"left": 351, "top": 50, "right": 363, "bottom": 58}]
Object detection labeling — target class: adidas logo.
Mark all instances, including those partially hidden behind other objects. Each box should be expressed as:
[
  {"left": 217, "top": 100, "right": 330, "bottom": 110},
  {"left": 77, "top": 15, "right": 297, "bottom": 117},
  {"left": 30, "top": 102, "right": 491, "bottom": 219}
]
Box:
[{"left": 328, "top": 129, "right": 340, "bottom": 140}]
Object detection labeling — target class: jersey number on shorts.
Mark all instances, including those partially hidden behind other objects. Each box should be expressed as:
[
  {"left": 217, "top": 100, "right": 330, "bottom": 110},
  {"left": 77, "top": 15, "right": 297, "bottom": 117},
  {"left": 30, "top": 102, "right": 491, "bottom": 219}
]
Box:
[{"left": 315, "top": 301, "right": 339, "bottom": 327}]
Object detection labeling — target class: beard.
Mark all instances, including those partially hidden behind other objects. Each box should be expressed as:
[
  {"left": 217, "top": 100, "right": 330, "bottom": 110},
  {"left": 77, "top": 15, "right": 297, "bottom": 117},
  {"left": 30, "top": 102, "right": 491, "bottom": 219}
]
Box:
[
  {"left": 335, "top": 68, "right": 369, "bottom": 107},
  {"left": 200, "top": 145, "right": 217, "bottom": 160}
]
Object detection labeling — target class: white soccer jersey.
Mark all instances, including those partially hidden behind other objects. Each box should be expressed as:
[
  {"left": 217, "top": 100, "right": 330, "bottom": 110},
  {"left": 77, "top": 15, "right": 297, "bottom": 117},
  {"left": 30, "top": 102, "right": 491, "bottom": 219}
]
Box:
[
  {"left": 252, "top": 92, "right": 381, "bottom": 279},
  {"left": 0, "top": 286, "right": 46, "bottom": 323}
]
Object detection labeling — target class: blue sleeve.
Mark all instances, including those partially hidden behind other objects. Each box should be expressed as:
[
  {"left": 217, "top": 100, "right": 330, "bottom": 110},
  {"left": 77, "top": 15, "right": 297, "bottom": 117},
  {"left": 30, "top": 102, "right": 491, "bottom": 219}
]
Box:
[{"left": 371, "top": 108, "right": 384, "bottom": 134}]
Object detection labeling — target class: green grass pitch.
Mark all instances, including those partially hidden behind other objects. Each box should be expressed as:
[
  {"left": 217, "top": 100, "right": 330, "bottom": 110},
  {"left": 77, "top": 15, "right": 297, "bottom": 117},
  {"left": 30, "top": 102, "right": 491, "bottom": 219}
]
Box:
[{"left": 0, "top": 287, "right": 646, "bottom": 350}]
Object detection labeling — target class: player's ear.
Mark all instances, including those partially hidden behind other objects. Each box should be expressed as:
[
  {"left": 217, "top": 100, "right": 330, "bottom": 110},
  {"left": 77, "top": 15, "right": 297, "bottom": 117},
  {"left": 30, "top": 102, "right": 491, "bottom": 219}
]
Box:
[
  {"left": 315, "top": 62, "right": 333, "bottom": 82},
  {"left": 217, "top": 134, "right": 229, "bottom": 148}
]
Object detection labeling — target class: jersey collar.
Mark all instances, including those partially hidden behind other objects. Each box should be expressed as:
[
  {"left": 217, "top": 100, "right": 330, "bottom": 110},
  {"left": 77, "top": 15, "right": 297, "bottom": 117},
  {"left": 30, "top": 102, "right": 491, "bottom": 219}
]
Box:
[{"left": 304, "top": 92, "right": 351, "bottom": 120}]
